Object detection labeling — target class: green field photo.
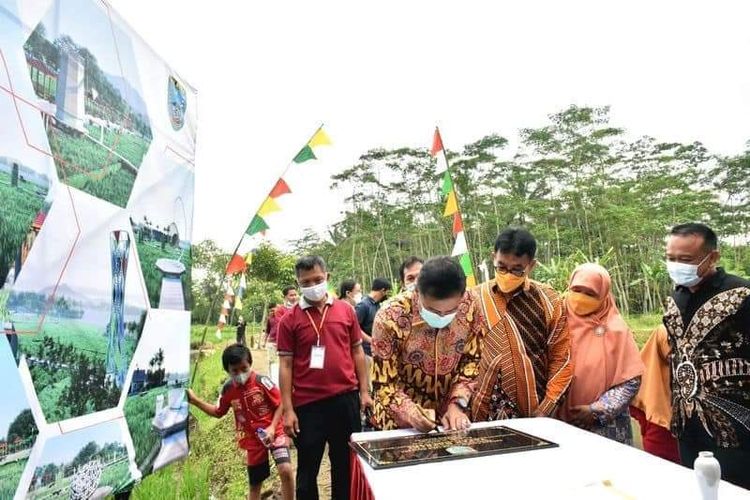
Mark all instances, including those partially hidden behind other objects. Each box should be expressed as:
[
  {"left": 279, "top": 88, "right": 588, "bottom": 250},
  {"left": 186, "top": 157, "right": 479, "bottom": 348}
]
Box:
[
  {"left": 24, "top": 7, "right": 153, "bottom": 209},
  {"left": 15, "top": 314, "right": 141, "bottom": 422},
  {"left": 0, "top": 161, "right": 50, "bottom": 289},
  {"left": 27, "top": 420, "right": 133, "bottom": 499}
]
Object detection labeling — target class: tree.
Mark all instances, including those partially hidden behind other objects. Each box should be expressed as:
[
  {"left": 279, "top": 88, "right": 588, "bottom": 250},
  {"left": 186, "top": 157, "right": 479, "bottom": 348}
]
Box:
[
  {"left": 6, "top": 409, "right": 37, "bottom": 441},
  {"left": 71, "top": 441, "right": 99, "bottom": 469},
  {"left": 291, "top": 104, "right": 749, "bottom": 315}
]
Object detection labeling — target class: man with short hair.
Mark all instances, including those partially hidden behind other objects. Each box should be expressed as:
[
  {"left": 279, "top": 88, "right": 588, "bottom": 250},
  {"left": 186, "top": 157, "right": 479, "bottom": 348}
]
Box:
[
  {"left": 267, "top": 286, "right": 299, "bottom": 346},
  {"left": 372, "top": 256, "right": 484, "bottom": 431},
  {"left": 398, "top": 256, "right": 424, "bottom": 293},
  {"left": 663, "top": 223, "right": 750, "bottom": 489},
  {"left": 472, "top": 227, "right": 572, "bottom": 421},
  {"left": 278, "top": 256, "right": 371, "bottom": 500},
  {"left": 355, "top": 277, "right": 392, "bottom": 358},
  {"left": 236, "top": 315, "right": 247, "bottom": 345}
]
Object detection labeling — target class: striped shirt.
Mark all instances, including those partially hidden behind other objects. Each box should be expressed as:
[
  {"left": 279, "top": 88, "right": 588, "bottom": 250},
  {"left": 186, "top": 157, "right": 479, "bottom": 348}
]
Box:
[{"left": 471, "top": 279, "right": 572, "bottom": 420}]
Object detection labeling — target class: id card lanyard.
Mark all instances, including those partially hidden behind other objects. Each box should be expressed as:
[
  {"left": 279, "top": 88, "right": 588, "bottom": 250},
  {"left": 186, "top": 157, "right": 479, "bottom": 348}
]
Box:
[{"left": 304, "top": 306, "right": 329, "bottom": 369}]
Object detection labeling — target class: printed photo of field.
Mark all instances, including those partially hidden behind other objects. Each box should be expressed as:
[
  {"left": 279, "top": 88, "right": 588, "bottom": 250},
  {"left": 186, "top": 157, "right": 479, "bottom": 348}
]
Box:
[
  {"left": 0, "top": 157, "right": 51, "bottom": 290},
  {"left": 23, "top": 0, "right": 152, "bottom": 208},
  {"left": 128, "top": 158, "right": 194, "bottom": 310},
  {"left": 0, "top": 340, "right": 38, "bottom": 500},
  {"left": 26, "top": 420, "right": 133, "bottom": 499},
  {"left": 8, "top": 189, "right": 148, "bottom": 422},
  {"left": 124, "top": 311, "right": 190, "bottom": 474}
]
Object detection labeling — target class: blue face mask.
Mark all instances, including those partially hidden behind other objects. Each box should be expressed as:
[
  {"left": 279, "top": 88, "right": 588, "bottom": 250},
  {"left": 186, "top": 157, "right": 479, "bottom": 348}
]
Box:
[
  {"left": 420, "top": 307, "right": 456, "bottom": 329},
  {"left": 666, "top": 254, "right": 710, "bottom": 287}
]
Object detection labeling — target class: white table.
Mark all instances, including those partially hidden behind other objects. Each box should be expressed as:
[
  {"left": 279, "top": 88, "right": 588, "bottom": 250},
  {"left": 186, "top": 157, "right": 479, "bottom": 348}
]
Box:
[{"left": 351, "top": 418, "right": 750, "bottom": 499}]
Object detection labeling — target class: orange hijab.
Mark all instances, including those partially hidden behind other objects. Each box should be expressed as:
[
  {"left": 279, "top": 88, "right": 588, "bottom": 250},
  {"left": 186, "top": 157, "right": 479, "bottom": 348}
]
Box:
[
  {"left": 630, "top": 325, "right": 672, "bottom": 429},
  {"left": 563, "top": 263, "right": 644, "bottom": 414}
]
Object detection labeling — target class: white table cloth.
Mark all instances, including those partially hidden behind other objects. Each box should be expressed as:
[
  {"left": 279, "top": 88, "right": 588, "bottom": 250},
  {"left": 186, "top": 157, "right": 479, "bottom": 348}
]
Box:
[{"left": 351, "top": 418, "right": 750, "bottom": 499}]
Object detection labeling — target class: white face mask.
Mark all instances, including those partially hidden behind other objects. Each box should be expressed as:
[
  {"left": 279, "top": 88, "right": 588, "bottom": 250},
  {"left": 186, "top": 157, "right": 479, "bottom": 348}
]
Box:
[
  {"left": 419, "top": 307, "right": 456, "bottom": 329},
  {"left": 352, "top": 293, "right": 363, "bottom": 304},
  {"left": 301, "top": 281, "right": 328, "bottom": 302},
  {"left": 233, "top": 370, "right": 250, "bottom": 386},
  {"left": 666, "top": 254, "right": 710, "bottom": 287},
  {"left": 405, "top": 283, "right": 416, "bottom": 293}
]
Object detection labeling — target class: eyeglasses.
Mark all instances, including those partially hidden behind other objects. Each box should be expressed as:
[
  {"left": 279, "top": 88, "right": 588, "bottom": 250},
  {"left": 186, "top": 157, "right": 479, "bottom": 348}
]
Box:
[{"left": 494, "top": 265, "right": 527, "bottom": 277}]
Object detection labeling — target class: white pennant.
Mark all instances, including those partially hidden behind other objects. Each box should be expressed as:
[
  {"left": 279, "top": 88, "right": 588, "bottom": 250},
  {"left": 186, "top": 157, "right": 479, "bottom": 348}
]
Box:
[
  {"left": 435, "top": 151, "right": 449, "bottom": 174},
  {"left": 218, "top": 314, "right": 227, "bottom": 325},
  {"left": 239, "top": 274, "right": 247, "bottom": 290},
  {"left": 215, "top": 328, "right": 222, "bottom": 339},
  {"left": 222, "top": 300, "right": 231, "bottom": 310},
  {"left": 452, "top": 231, "right": 468, "bottom": 256}
]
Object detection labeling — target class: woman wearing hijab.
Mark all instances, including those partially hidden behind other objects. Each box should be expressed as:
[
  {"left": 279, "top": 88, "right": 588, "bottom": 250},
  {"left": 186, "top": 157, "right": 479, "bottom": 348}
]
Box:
[
  {"left": 629, "top": 325, "right": 680, "bottom": 463},
  {"left": 561, "top": 263, "right": 644, "bottom": 444}
]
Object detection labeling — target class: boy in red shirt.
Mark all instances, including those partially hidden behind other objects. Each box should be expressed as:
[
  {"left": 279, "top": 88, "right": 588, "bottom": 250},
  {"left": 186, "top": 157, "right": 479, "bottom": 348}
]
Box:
[{"left": 188, "top": 344, "right": 294, "bottom": 500}]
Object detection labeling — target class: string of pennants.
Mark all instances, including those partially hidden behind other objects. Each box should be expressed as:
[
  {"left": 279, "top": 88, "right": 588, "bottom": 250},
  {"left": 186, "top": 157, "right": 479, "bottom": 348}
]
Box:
[
  {"left": 213, "top": 126, "right": 332, "bottom": 339},
  {"left": 431, "top": 127, "right": 477, "bottom": 288},
  {"left": 245, "top": 127, "right": 332, "bottom": 237}
]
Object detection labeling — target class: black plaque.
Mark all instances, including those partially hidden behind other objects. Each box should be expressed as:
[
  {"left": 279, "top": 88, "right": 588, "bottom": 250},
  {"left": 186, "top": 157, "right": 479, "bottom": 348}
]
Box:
[{"left": 350, "top": 426, "right": 558, "bottom": 470}]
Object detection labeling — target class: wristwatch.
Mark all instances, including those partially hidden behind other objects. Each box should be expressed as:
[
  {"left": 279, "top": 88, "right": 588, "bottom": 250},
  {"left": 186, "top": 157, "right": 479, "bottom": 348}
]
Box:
[{"left": 451, "top": 397, "right": 469, "bottom": 411}]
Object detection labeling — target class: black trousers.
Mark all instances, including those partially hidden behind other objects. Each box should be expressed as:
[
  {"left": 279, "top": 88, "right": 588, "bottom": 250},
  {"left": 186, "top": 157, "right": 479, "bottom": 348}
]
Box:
[
  {"left": 678, "top": 420, "right": 750, "bottom": 490},
  {"left": 294, "top": 390, "right": 361, "bottom": 500}
]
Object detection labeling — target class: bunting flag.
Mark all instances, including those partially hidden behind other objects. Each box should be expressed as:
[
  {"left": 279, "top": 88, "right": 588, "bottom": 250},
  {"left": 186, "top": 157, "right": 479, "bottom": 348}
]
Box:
[
  {"left": 452, "top": 212, "right": 464, "bottom": 234},
  {"left": 293, "top": 145, "right": 316, "bottom": 164},
  {"left": 245, "top": 125, "right": 331, "bottom": 237},
  {"left": 269, "top": 178, "right": 292, "bottom": 198},
  {"left": 258, "top": 196, "right": 282, "bottom": 217},
  {"left": 443, "top": 191, "right": 458, "bottom": 217},
  {"left": 309, "top": 128, "right": 332, "bottom": 148},
  {"left": 441, "top": 171, "right": 453, "bottom": 196},
  {"left": 433, "top": 126, "right": 478, "bottom": 287},
  {"left": 451, "top": 231, "right": 468, "bottom": 256},
  {"left": 226, "top": 254, "right": 247, "bottom": 275},
  {"left": 246, "top": 214, "right": 270, "bottom": 237},
  {"left": 217, "top": 126, "right": 332, "bottom": 341}
]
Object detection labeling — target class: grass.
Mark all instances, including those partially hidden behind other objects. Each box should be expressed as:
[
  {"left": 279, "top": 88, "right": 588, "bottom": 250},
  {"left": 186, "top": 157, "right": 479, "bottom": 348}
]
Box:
[
  {"left": 190, "top": 324, "right": 263, "bottom": 348},
  {"left": 46, "top": 125, "right": 142, "bottom": 208},
  {"left": 624, "top": 313, "right": 663, "bottom": 348},
  {"left": 0, "top": 459, "right": 27, "bottom": 499},
  {"left": 124, "top": 387, "right": 171, "bottom": 471},
  {"left": 0, "top": 170, "right": 47, "bottom": 279}
]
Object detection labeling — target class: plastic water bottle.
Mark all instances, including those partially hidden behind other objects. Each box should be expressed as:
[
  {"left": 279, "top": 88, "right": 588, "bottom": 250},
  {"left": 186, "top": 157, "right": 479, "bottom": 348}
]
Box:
[
  {"left": 694, "top": 451, "right": 721, "bottom": 500},
  {"left": 256, "top": 428, "right": 270, "bottom": 448}
]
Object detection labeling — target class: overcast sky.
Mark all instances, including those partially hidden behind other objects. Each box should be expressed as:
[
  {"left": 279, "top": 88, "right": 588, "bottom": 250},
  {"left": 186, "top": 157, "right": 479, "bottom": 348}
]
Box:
[{"left": 108, "top": 0, "right": 750, "bottom": 252}]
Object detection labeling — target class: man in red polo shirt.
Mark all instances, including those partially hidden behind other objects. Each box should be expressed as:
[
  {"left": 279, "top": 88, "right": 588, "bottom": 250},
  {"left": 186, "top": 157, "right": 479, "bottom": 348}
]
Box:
[{"left": 278, "top": 255, "right": 372, "bottom": 500}]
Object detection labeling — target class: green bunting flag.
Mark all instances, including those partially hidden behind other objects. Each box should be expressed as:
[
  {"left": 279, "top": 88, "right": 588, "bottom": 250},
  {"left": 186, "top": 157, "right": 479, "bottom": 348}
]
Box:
[
  {"left": 293, "top": 145, "right": 317, "bottom": 164},
  {"left": 441, "top": 171, "right": 453, "bottom": 197},
  {"left": 246, "top": 214, "right": 269, "bottom": 236}
]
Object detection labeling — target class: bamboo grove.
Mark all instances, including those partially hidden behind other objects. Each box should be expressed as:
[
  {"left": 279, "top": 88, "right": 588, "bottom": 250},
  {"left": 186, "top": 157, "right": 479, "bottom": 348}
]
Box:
[{"left": 291, "top": 105, "right": 750, "bottom": 316}]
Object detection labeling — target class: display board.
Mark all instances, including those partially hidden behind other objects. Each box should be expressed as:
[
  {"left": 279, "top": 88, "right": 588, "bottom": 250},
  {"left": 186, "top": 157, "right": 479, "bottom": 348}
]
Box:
[
  {"left": 350, "top": 426, "right": 558, "bottom": 470},
  {"left": 0, "top": 0, "right": 196, "bottom": 497}
]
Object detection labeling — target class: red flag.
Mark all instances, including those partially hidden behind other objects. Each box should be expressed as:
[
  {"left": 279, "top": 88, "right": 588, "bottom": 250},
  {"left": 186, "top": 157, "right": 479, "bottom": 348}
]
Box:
[
  {"left": 430, "top": 128, "right": 444, "bottom": 157},
  {"left": 226, "top": 254, "right": 247, "bottom": 274},
  {"left": 452, "top": 212, "right": 464, "bottom": 235},
  {"left": 269, "top": 178, "right": 292, "bottom": 198}
]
